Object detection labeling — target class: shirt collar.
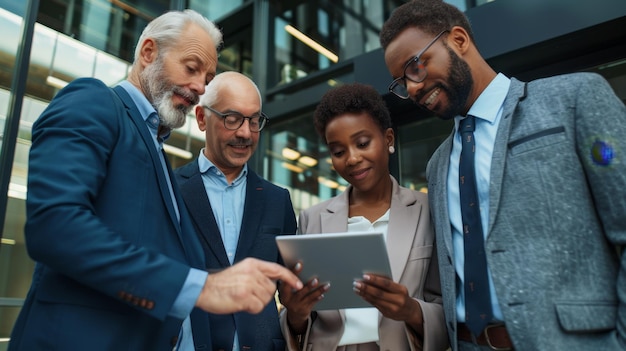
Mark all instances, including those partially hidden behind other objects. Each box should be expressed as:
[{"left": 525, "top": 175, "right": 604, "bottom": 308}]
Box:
[
  {"left": 117, "top": 80, "right": 171, "bottom": 141},
  {"left": 454, "top": 73, "right": 510, "bottom": 128},
  {"left": 117, "top": 80, "right": 155, "bottom": 121},
  {"left": 198, "top": 148, "right": 248, "bottom": 183}
]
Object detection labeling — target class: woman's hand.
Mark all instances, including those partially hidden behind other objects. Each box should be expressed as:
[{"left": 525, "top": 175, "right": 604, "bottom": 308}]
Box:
[
  {"left": 354, "top": 273, "right": 424, "bottom": 337},
  {"left": 278, "top": 262, "right": 330, "bottom": 333}
]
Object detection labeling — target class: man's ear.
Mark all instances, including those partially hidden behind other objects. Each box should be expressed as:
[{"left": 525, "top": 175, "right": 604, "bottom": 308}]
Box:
[
  {"left": 138, "top": 38, "right": 158, "bottom": 66},
  {"left": 447, "top": 26, "right": 472, "bottom": 56},
  {"left": 195, "top": 105, "right": 207, "bottom": 131}
]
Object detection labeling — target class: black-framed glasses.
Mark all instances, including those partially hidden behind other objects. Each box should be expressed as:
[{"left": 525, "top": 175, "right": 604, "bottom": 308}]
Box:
[
  {"left": 388, "top": 30, "right": 448, "bottom": 99},
  {"left": 203, "top": 106, "right": 268, "bottom": 132}
]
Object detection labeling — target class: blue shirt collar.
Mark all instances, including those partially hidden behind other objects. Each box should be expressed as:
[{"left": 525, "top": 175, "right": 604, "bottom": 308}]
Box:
[
  {"left": 117, "top": 80, "right": 171, "bottom": 141},
  {"left": 455, "top": 73, "right": 510, "bottom": 128},
  {"left": 198, "top": 149, "right": 248, "bottom": 185},
  {"left": 117, "top": 80, "right": 155, "bottom": 121}
]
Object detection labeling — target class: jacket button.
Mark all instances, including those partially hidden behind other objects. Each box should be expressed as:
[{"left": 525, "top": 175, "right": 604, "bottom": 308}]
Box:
[{"left": 170, "top": 336, "right": 179, "bottom": 347}]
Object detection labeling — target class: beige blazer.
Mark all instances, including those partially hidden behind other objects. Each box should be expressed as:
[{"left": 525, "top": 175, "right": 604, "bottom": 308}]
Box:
[{"left": 280, "top": 176, "right": 448, "bottom": 351}]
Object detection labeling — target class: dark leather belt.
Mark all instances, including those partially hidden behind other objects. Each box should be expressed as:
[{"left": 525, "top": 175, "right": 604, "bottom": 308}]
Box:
[{"left": 457, "top": 323, "right": 513, "bottom": 350}]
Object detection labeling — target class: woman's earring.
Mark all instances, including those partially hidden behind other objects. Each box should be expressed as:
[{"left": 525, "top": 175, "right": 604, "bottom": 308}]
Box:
[{"left": 389, "top": 146, "right": 395, "bottom": 154}]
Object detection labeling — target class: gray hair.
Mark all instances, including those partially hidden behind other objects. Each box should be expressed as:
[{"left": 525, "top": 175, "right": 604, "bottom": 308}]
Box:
[
  {"left": 201, "top": 71, "right": 262, "bottom": 109},
  {"left": 133, "top": 9, "right": 223, "bottom": 62}
]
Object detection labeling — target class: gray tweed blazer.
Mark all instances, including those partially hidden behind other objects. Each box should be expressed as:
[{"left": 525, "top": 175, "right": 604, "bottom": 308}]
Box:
[{"left": 427, "top": 73, "right": 626, "bottom": 351}]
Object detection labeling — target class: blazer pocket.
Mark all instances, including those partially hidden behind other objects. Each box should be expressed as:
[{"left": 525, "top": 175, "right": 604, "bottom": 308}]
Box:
[
  {"left": 555, "top": 300, "right": 616, "bottom": 332},
  {"left": 408, "top": 245, "right": 433, "bottom": 261},
  {"left": 508, "top": 126, "right": 566, "bottom": 155}
]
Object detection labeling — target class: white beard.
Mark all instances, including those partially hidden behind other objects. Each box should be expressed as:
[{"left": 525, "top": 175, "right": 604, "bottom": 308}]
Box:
[
  {"left": 152, "top": 89, "right": 187, "bottom": 129},
  {"left": 140, "top": 58, "right": 194, "bottom": 130}
]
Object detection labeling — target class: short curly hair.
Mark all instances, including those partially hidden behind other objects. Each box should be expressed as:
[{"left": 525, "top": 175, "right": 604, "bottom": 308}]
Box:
[
  {"left": 313, "top": 83, "right": 392, "bottom": 143},
  {"left": 379, "top": 0, "right": 474, "bottom": 50}
]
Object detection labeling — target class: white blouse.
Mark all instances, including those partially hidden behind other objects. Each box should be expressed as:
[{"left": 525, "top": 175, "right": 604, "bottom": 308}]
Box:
[{"left": 338, "top": 209, "right": 390, "bottom": 346}]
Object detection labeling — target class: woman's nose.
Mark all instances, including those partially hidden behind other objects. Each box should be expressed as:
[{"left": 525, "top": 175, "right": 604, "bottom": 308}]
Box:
[{"left": 346, "top": 151, "right": 361, "bottom": 165}]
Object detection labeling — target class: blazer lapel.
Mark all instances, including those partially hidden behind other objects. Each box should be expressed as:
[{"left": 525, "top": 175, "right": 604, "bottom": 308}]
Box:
[
  {"left": 487, "top": 78, "right": 527, "bottom": 236},
  {"left": 235, "top": 171, "right": 263, "bottom": 260},
  {"left": 178, "top": 160, "right": 230, "bottom": 267},
  {"left": 112, "top": 86, "right": 183, "bottom": 237},
  {"left": 385, "top": 176, "right": 419, "bottom": 282},
  {"left": 431, "top": 131, "right": 454, "bottom": 256},
  {"left": 320, "top": 189, "right": 351, "bottom": 234}
]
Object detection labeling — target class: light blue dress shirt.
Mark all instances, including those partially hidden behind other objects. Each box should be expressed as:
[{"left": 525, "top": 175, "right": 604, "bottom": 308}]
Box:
[
  {"left": 117, "top": 81, "right": 208, "bottom": 351},
  {"left": 446, "top": 73, "right": 510, "bottom": 323},
  {"left": 198, "top": 149, "right": 248, "bottom": 351}
]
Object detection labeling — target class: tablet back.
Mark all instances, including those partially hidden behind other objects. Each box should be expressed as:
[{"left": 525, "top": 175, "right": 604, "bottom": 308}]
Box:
[{"left": 276, "top": 231, "right": 391, "bottom": 310}]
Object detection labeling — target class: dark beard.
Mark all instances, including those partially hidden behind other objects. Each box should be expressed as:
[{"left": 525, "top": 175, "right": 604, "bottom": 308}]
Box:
[{"left": 429, "top": 46, "right": 474, "bottom": 120}]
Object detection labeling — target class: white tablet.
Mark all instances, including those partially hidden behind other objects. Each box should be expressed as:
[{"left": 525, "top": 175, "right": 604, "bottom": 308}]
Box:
[{"left": 276, "top": 231, "right": 391, "bottom": 311}]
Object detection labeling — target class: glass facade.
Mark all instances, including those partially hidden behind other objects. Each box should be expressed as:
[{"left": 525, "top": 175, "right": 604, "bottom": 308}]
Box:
[
  {"left": 0, "top": 0, "right": 625, "bottom": 347},
  {"left": 270, "top": 0, "right": 405, "bottom": 87}
]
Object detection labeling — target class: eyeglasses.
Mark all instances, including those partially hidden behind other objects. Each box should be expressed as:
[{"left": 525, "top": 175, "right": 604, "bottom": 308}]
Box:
[
  {"left": 388, "top": 30, "right": 448, "bottom": 99},
  {"left": 202, "top": 106, "right": 268, "bottom": 132}
]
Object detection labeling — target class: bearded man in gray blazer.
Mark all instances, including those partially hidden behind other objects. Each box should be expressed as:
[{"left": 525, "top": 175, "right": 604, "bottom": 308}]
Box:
[{"left": 380, "top": 1, "right": 625, "bottom": 350}]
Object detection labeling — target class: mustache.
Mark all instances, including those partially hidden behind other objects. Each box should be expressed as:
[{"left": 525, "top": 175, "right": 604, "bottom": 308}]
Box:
[
  {"left": 229, "top": 138, "right": 253, "bottom": 146},
  {"left": 173, "top": 86, "right": 199, "bottom": 105}
]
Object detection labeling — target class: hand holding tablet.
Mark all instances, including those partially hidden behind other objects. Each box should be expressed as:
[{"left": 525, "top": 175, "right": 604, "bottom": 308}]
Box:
[{"left": 276, "top": 231, "right": 392, "bottom": 310}]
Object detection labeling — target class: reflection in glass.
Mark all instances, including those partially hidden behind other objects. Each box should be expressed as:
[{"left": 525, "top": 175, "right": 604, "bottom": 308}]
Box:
[
  {"left": 53, "top": 34, "right": 97, "bottom": 81},
  {"left": 397, "top": 118, "right": 453, "bottom": 192},
  {"left": 270, "top": 0, "right": 405, "bottom": 88},
  {"left": 189, "top": 0, "right": 243, "bottom": 21},
  {"left": 265, "top": 113, "right": 348, "bottom": 217},
  {"left": 37, "top": 0, "right": 155, "bottom": 62},
  {"left": 0, "top": 195, "right": 32, "bottom": 346},
  {"left": 94, "top": 51, "right": 129, "bottom": 86},
  {"left": 0, "top": 8, "right": 22, "bottom": 92},
  {"left": 26, "top": 24, "right": 130, "bottom": 101}
]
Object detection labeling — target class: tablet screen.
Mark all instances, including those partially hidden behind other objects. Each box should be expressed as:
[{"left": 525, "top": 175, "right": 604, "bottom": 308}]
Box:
[{"left": 276, "top": 231, "right": 391, "bottom": 310}]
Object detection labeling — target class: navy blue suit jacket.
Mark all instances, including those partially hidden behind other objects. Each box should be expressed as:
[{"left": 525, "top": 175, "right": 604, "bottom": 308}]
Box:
[
  {"left": 175, "top": 159, "right": 297, "bottom": 351},
  {"left": 9, "top": 78, "right": 211, "bottom": 351}
]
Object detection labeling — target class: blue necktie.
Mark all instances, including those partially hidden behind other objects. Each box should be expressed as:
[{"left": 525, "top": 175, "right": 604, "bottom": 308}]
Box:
[{"left": 459, "top": 116, "right": 492, "bottom": 336}]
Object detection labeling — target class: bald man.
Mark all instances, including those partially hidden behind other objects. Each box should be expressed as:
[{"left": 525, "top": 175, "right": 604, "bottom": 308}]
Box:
[{"left": 175, "top": 72, "right": 297, "bottom": 351}]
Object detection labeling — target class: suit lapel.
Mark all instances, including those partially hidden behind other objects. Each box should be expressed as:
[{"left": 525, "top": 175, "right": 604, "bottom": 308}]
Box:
[
  {"left": 111, "top": 86, "right": 183, "bottom": 238},
  {"left": 235, "top": 171, "right": 263, "bottom": 261},
  {"left": 386, "top": 177, "right": 419, "bottom": 282},
  {"left": 487, "top": 78, "right": 526, "bottom": 236},
  {"left": 178, "top": 160, "right": 230, "bottom": 267},
  {"left": 431, "top": 131, "right": 454, "bottom": 256},
  {"left": 320, "top": 189, "right": 350, "bottom": 233}
]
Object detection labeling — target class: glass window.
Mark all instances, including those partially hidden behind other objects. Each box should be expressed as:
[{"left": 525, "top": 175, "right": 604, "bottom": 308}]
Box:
[
  {"left": 188, "top": 0, "right": 244, "bottom": 21},
  {"left": 94, "top": 51, "right": 130, "bottom": 86},
  {"left": 269, "top": 0, "right": 405, "bottom": 88},
  {"left": 218, "top": 26, "right": 253, "bottom": 77},
  {"left": 263, "top": 112, "right": 348, "bottom": 217},
  {"left": 0, "top": 8, "right": 22, "bottom": 92},
  {"left": 1, "top": 195, "right": 32, "bottom": 349},
  {"left": 26, "top": 22, "right": 130, "bottom": 102},
  {"left": 37, "top": 0, "right": 155, "bottom": 62},
  {"left": 396, "top": 117, "right": 453, "bottom": 192}
]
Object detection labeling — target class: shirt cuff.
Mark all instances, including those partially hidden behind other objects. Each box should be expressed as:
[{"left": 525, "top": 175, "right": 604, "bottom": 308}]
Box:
[{"left": 169, "top": 268, "right": 208, "bottom": 319}]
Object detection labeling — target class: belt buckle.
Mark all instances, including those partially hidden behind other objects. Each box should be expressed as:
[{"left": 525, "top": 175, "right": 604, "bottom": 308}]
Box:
[{"left": 484, "top": 323, "right": 512, "bottom": 351}]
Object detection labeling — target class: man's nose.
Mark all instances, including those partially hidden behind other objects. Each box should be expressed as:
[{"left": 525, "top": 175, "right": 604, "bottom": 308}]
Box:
[{"left": 405, "top": 79, "right": 426, "bottom": 100}]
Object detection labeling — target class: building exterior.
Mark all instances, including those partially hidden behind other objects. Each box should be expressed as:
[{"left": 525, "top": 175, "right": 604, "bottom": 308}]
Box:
[{"left": 0, "top": 0, "right": 625, "bottom": 347}]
